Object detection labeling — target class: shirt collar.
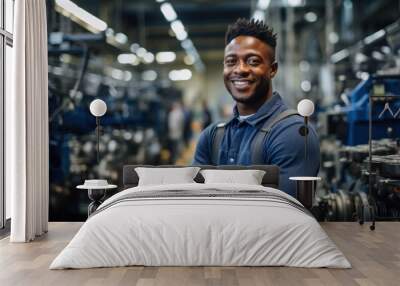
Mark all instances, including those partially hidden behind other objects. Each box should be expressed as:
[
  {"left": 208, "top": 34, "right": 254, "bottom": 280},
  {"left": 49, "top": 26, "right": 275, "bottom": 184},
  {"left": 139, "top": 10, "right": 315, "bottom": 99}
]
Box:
[{"left": 231, "top": 91, "right": 286, "bottom": 126}]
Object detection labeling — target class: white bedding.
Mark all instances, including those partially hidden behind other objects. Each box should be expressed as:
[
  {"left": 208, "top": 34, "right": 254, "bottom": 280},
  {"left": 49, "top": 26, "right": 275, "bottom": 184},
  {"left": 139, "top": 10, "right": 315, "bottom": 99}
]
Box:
[{"left": 50, "top": 183, "right": 351, "bottom": 269}]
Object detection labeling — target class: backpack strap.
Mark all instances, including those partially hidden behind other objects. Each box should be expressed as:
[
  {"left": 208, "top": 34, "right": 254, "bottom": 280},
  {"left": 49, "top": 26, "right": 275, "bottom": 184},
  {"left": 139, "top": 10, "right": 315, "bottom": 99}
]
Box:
[
  {"left": 211, "top": 122, "right": 226, "bottom": 165},
  {"left": 251, "top": 109, "right": 299, "bottom": 164}
]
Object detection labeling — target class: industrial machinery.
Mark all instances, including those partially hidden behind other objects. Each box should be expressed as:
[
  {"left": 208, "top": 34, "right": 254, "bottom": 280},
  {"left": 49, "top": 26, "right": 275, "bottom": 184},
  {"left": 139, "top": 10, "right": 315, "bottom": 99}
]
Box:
[{"left": 317, "top": 75, "right": 400, "bottom": 224}]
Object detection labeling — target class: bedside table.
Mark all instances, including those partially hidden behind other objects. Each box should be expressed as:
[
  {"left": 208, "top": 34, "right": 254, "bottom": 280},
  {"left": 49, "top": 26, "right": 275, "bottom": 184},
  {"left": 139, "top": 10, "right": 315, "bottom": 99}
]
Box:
[{"left": 77, "top": 180, "right": 117, "bottom": 216}]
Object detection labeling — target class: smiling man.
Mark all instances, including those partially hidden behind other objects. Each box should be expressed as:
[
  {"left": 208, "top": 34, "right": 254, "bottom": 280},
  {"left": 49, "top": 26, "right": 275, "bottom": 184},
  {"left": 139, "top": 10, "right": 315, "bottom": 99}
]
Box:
[{"left": 193, "top": 18, "right": 320, "bottom": 197}]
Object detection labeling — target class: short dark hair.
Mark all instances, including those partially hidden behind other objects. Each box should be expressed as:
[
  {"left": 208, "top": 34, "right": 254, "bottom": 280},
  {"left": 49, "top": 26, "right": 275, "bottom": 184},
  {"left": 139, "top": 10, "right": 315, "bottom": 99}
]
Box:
[{"left": 225, "top": 18, "right": 277, "bottom": 48}]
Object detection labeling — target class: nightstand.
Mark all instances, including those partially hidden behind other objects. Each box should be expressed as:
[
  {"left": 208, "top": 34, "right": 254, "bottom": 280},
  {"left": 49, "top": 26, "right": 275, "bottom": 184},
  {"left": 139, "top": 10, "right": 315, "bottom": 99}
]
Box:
[{"left": 77, "top": 180, "right": 117, "bottom": 216}]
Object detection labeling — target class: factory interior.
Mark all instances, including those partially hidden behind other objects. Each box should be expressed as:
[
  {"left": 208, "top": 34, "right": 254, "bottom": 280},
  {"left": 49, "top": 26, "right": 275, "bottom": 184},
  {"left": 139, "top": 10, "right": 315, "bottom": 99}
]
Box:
[
  {"left": 2, "top": 0, "right": 400, "bottom": 225},
  {"left": 2, "top": 0, "right": 400, "bottom": 285},
  {"left": 40, "top": 0, "right": 400, "bottom": 223}
]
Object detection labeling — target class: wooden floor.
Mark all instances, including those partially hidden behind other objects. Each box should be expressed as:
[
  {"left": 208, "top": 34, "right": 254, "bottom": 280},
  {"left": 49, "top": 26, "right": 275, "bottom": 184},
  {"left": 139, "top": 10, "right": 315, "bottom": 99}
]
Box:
[{"left": 0, "top": 222, "right": 399, "bottom": 286}]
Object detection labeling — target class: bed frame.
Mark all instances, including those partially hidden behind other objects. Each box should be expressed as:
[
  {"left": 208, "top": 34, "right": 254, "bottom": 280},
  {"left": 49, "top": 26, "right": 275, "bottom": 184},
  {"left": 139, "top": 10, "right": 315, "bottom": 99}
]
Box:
[{"left": 122, "top": 165, "right": 280, "bottom": 189}]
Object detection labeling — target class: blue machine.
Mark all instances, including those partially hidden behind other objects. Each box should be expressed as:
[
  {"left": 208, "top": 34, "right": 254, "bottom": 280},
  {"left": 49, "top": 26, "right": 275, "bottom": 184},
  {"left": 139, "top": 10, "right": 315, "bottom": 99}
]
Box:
[{"left": 345, "top": 75, "right": 400, "bottom": 145}]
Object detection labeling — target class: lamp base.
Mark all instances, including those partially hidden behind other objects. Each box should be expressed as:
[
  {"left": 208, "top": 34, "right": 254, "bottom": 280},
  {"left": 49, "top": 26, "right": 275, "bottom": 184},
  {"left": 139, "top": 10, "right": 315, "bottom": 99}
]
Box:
[{"left": 290, "top": 177, "right": 321, "bottom": 209}]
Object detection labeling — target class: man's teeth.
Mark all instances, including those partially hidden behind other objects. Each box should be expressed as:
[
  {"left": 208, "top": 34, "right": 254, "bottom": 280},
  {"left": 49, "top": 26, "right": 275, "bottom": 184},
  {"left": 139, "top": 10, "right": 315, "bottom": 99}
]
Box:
[{"left": 233, "top": 80, "right": 250, "bottom": 87}]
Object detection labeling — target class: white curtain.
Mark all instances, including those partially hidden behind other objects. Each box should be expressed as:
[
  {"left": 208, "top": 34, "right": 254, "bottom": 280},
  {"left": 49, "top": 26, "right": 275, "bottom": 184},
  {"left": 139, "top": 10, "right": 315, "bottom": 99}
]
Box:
[{"left": 7, "top": 0, "right": 49, "bottom": 242}]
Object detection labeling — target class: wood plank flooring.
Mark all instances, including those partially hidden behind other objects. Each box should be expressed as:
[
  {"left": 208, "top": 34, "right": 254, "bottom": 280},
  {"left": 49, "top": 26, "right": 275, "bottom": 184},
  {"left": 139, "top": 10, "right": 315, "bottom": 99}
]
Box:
[{"left": 0, "top": 222, "right": 399, "bottom": 286}]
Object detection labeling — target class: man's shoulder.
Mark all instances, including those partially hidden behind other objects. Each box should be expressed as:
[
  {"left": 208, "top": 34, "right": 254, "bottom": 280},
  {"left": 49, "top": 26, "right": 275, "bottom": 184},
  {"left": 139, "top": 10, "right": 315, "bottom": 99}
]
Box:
[
  {"left": 266, "top": 114, "right": 318, "bottom": 144},
  {"left": 198, "top": 121, "right": 221, "bottom": 142}
]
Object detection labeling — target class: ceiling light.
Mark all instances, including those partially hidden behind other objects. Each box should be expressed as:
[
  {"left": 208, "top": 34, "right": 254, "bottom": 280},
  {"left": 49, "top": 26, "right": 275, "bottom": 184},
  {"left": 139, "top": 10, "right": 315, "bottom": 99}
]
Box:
[
  {"left": 364, "top": 29, "right": 386, "bottom": 45},
  {"left": 55, "top": 0, "right": 108, "bottom": 33},
  {"left": 115, "top": 33, "right": 128, "bottom": 45},
  {"left": 156, "top": 51, "right": 176, "bottom": 63},
  {"left": 287, "top": 0, "right": 305, "bottom": 6},
  {"left": 181, "top": 39, "right": 194, "bottom": 50},
  {"left": 110, "top": 68, "right": 125, "bottom": 81},
  {"left": 381, "top": 46, "right": 391, "bottom": 54},
  {"left": 331, "top": 49, "right": 350, "bottom": 63},
  {"left": 170, "top": 20, "right": 187, "bottom": 41},
  {"left": 252, "top": 10, "right": 265, "bottom": 22},
  {"left": 160, "top": 2, "right": 177, "bottom": 22},
  {"left": 117, "top": 53, "right": 137, "bottom": 65},
  {"left": 169, "top": 69, "right": 192, "bottom": 81},
  {"left": 143, "top": 52, "right": 155, "bottom": 64},
  {"left": 136, "top": 47, "right": 147, "bottom": 58},
  {"left": 257, "top": 0, "right": 271, "bottom": 10},
  {"left": 329, "top": 32, "right": 339, "bottom": 44},
  {"left": 130, "top": 43, "right": 140, "bottom": 53},
  {"left": 184, "top": 55, "right": 195, "bottom": 65},
  {"left": 372, "top": 51, "right": 384, "bottom": 61},
  {"left": 142, "top": 70, "right": 158, "bottom": 81},
  {"left": 124, "top": 71, "right": 132, "bottom": 81},
  {"left": 355, "top": 52, "right": 368, "bottom": 63},
  {"left": 304, "top": 12, "right": 317, "bottom": 23}
]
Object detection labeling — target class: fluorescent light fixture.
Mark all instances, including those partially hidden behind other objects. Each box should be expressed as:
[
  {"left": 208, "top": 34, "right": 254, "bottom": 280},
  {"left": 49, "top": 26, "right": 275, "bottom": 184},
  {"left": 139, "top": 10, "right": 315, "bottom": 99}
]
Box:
[
  {"left": 106, "top": 28, "right": 114, "bottom": 37},
  {"left": 304, "top": 12, "right": 317, "bottom": 23},
  {"left": 364, "top": 29, "right": 386, "bottom": 45},
  {"left": 136, "top": 47, "right": 147, "bottom": 58},
  {"left": 176, "top": 30, "right": 188, "bottom": 41},
  {"left": 252, "top": 10, "right": 265, "bottom": 22},
  {"left": 355, "top": 52, "right": 368, "bottom": 64},
  {"left": 169, "top": 69, "right": 192, "bottom": 81},
  {"left": 115, "top": 33, "right": 128, "bottom": 45},
  {"left": 156, "top": 51, "right": 176, "bottom": 63},
  {"left": 124, "top": 71, "right": 132, "bottom": 81},
  {"left": 372, "top": 51, "right": 384, "bottom": 61},
  {"left": 170, "top": 20, "right": 187, "bottom": 41},
  {"left": 55, "top": 0, "right": 108, "bottom": 33},
  {"left": 356, "top": 71, "right": 369, "bottom": 81},
  {"left": 381, "top": 46, "right": 391, "bottom": 54},
  {"left": 143, "top": 52, "right": 155, "bottom": 64},
  {"left": 328, "top": 32, "right": 339, "bottom": 44},
  {"left": 142, "top": 70, "right": 158, "bottom": 81},
  {"left": 181, "top": 39, "right": 194, "bottom": 50},
  {"left": 160, "top": 2, "right": 177, "bottom": 22},
  {"left": 117, "top": 53, "right": 137, "bottom": 64},
  {"left": 257, "top": 0, "right": 271, "bottom": 10},
  {"left": 130, "top": 43, "right": 140, "bottom": 53},
  {"left": 184, "top": 55, "right": 195, "bottom": 65},
  {"left": 331, "top": 49, "right": 350, "bottom": 63},
  {"left": 287, "top": 0, "right": 305, "bottom": 6},
  {"left": 110, "top": 68, "right": 125, "bottom": 81},
  {"left": 156, "top": 0, "right": 165, "bottom": 2}
]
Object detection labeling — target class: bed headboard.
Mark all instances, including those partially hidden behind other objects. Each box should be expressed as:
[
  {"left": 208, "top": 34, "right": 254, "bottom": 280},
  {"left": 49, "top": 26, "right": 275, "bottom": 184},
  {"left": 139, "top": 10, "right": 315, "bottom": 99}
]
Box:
[{"left": 122, "top": 165, "right": 280, "bottom": 189}]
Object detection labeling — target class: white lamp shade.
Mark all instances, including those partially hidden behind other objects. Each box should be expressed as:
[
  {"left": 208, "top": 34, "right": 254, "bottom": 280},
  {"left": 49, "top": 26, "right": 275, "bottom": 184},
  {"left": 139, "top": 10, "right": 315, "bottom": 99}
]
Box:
[
  {"left": 90, "top": 99, "right": 107, "bottom": 117},
  {"left": 297, "top": 99, "right": 314, "bottom": 117}
]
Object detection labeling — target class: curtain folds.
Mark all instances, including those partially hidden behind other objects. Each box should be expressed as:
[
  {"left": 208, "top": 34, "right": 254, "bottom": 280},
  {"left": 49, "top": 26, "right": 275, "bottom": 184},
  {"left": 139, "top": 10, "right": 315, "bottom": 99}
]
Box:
[{"left": 8, "top": 0, "right": 49, "bottom": 242}]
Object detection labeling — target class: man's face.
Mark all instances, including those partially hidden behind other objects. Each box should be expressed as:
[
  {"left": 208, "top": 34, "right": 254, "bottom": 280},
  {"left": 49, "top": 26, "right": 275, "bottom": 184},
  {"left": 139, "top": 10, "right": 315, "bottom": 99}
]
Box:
[{"left": 223, "top": 36, "right": 277, "bottom": 105}]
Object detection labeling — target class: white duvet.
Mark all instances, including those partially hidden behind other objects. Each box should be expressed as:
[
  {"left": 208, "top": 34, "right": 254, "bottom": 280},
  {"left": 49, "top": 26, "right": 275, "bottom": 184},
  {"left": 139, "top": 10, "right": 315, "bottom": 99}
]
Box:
[{"left": 50, "top": 183, "right": 351, "bottom": 269}]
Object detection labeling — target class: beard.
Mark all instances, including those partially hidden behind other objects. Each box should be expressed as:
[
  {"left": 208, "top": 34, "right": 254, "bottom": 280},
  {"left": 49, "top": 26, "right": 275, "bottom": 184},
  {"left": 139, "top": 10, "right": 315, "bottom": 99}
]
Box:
[{"left": 228, "top": 78, "right": 271, "bottom": 105}]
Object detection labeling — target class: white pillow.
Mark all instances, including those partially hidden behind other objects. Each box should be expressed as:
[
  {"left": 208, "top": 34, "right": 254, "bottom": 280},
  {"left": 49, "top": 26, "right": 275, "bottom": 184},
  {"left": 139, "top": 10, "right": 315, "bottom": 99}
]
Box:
[
  {"left": 135, "top": 167, "right": 200, "bottom": 186},
  {"left": 200, "top": 169, "right": 266, "bottom": 185}
]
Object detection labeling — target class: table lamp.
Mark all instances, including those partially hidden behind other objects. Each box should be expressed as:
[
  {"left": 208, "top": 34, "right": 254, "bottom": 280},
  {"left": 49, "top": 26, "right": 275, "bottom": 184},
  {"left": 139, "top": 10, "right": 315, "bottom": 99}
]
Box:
[
  {"left": 89, "top": 99, "right": 107, "bottom": 163},
  {"left": 297, "top": 99, "right": 315, "bottom": 161},
  {"left": 290, "top": 99, "right": 321, "bottom": 210}
]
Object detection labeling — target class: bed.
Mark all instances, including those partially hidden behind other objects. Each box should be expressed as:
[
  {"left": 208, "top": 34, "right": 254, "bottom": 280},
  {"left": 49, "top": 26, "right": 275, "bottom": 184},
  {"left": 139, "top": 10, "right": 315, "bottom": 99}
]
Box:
[{"left": 50, "top": 165, "right": 351, "bottom": 269}]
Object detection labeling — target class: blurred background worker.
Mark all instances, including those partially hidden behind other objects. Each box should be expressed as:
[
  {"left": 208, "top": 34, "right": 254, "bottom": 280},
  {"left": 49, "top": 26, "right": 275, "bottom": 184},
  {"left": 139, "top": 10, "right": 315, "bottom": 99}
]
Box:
[{"left": 168, "top": 101, "right": 185, "bottom": 163}]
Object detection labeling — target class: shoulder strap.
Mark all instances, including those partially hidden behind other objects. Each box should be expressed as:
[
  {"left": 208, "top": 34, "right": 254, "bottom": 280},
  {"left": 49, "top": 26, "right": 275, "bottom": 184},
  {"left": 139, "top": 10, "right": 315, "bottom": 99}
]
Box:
[
  {"left": 251, "top": 109, "right": 299, "bottom": 164},
  {"left": 211, "top": 122, "right": 226, "bottom": 165}
]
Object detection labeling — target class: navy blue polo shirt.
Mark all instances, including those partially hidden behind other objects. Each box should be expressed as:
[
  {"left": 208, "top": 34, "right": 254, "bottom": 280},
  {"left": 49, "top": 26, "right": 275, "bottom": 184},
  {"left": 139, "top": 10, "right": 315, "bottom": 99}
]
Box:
[{"left": 192, "top": 92, "right": 320, "bottom": 197}]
